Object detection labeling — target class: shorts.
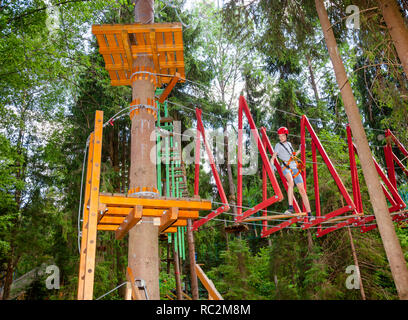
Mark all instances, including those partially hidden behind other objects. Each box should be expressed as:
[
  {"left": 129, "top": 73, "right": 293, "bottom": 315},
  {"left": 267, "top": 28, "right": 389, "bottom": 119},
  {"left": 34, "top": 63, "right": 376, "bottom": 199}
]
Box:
[{"left": 282, "top": 166, "right": 304, "bottom": 185}]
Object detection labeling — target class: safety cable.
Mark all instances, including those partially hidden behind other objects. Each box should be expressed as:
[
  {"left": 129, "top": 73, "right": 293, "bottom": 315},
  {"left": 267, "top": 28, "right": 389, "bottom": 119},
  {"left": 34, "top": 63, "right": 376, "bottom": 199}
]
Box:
[
  {"left": 95, "top": 282, "right": 127, "bottom": 300},
  {"left": 76, "top": 71, "right": 406, "bottom": 246}
]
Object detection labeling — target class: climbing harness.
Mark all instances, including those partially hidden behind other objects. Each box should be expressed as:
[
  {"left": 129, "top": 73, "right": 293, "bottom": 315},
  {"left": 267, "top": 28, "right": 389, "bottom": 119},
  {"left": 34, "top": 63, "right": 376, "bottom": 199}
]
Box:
[{"left": 279, "top": 142, "right": 305, "bottom": 179}]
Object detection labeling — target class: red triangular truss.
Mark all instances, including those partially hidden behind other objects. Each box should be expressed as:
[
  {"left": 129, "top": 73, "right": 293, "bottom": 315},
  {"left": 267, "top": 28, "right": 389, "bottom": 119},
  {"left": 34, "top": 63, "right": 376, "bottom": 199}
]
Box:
[
  {"left": 259, "top": 127, "right": 305, "bottom": 237},
  {"left": 299, "top": 116, "right": 359, "bottom": 237},
  {"left": 192, "top": 108, "right": 230, "bottom": 230},
  {"left": 235, "top": 96, "right": 284, "bottom": 223},
  {"left": 347, "top": 126, "right": 407, "bottom": 233}
]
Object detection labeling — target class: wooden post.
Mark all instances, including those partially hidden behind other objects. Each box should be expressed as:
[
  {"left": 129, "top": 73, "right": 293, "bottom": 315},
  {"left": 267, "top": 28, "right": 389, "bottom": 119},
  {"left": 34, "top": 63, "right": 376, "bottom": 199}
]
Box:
[
  {"left": 77, "top": 132, "right": 94, "bottom": 300},
  {"left": 173, "top": 232, "right": 183, "bottom": 300},
  {"left": 195, "top": 264, "right": 223, "bottom": 300},
  {"left": 347, "top": 227, "right": 366, "bottom": 300},
  {"left": 315, "top": 0, "right": 408, "bottom": 299},
  {"left": 82, "top": 111, "right": 104, "bottom": 300},
  {"left": 187, "top": 219, "right": 199, "bottom": 300},
  {"left": 126, "top": 266, "right": 143, "bottom": 300},
  {"left": 127, "top": 0, "right": 160, "bottom": 300}
]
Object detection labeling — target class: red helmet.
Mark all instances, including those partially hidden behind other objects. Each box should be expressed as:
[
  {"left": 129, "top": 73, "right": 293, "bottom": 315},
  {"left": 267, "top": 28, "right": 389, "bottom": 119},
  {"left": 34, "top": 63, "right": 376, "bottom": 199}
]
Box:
[{"left": 277, "top": 127, "right": 289, "bottom": 135}]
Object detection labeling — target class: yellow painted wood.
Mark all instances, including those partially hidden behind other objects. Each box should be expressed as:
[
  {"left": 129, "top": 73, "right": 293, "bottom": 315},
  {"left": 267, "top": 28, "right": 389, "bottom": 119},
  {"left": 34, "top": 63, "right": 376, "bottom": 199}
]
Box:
[
  {"left": 91, "top": 23, "right": 185, "bottom": 86},
  {"left": 82, "top": 111, "right": 104, "bottom": 300},
  {"left": 77, "top": 132, "right": 94, "bottom": 300},
  {"left": 195, "top": 264, "right": 223, "bottom": 300},
  {"left": 97, "top": 225, "right": 118, "bottom": 231},
  {"left": 104, "top": 207, "right": 199, "bottom": 219},
  {"left": 126, "top": 267, "right": 142, "bottom": 300},
  {"left": 99, "top": 194, "right": 211, "bottom": 211},
  {"left": 159, "top": 207, "right": 178, "bottom": 233},
  {"left": 163, "top": 227, "right": 177, "bottom": 233},
  {"left": 115, "top": 205, "right": 143, "bottom": 240}
]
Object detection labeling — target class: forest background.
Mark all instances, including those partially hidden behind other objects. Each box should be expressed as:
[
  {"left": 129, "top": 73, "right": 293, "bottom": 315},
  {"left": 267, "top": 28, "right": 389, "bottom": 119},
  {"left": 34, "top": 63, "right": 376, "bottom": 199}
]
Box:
[{"left": 0, "top": 0, "right": 408, "bottom": 300}]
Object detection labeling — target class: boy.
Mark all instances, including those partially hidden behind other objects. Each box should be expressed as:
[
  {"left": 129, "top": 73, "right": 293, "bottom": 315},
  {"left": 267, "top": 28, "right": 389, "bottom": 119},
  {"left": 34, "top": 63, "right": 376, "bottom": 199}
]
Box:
[{"left": 270, "top": 127, "right": 313, "bottom": 219}]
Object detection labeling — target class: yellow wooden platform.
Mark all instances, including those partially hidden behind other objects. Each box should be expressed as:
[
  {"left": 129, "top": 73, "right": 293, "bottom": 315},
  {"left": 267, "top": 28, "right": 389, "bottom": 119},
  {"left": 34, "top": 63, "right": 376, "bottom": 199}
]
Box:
[
  {"left": 92, "top": 23, "right": 185, "bottom": 86},
  {"left": 96, "top": 192, "right": 211, "bottom": 237}
]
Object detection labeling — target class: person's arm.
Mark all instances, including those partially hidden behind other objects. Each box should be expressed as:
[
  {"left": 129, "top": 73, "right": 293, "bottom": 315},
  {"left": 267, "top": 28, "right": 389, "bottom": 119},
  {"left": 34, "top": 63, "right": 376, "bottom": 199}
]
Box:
[
  {"left": 295, "top": 149, "right": 300, "bottom": 157},
  {"left": 271, "top": 151, "right": 278, "bottom": 165}
]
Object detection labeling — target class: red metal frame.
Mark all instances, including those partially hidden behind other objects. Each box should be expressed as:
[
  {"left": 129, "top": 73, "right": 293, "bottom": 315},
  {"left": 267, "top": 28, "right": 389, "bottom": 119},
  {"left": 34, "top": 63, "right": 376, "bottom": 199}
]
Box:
[
  {"left": 346, "top": 125, "right": 406, "bottom": 233},
  {"left": 260, "top": 127, "right": 304, "bottom": 237},
  {"left": 192, "top": 108, "right": 230, "bottom": 231},
  {"left": 235, "top": 96, "right": 283, "bottom": 223},
  {"left": 384, "top": 129, "right": 408, "bottom": 185},
  {"left": 299, "top": 116, "right": 357, "bottom": 235}
]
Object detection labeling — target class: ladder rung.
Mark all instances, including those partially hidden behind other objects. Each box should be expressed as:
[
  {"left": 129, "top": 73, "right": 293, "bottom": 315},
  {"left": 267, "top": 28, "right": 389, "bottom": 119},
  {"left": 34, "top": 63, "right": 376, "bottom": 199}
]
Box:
[{"left": 160, "top": 117, "right": 174, "bottom": 123}]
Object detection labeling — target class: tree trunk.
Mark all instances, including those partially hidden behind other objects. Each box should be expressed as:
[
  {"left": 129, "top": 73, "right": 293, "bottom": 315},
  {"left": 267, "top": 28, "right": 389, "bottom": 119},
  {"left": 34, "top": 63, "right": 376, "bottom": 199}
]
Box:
[
  {"left": 315, "top": 0, "right": 408, "bottom": 300},
  {"left": 378, "top": 0, "right": 408, "bottom": 77},
  {"left": 187, "top": 219, "right": 199, "bottom": 300},
  {"left": 306, "top": 55, "right": 320, "bottom": 104},
  {"left": 173, "top": 235, "right": 183, "bottom": 300},
  {"left": 347, "top": 227, "right": 366, "bottom": 300},
  {"left": 127, "top": 0, "right": 160, "bottom": 300}
]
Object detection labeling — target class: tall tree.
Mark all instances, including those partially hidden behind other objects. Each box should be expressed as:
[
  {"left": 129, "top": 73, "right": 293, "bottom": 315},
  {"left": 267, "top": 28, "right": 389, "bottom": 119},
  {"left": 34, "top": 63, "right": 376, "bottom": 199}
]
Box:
[
  {"left": 315, "top": 0, "right": 408, "bottom": 300},
  {"left": 378, "top": 0, "right": 408, "bottom": 77}
]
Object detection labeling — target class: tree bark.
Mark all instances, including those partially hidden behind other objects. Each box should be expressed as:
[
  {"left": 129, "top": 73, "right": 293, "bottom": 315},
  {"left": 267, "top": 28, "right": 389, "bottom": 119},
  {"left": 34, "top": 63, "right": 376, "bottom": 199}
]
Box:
[
  {"left": 378, "top": 0, "right": 408, "bottom": 77},
  {"left": 315, "top": 0, "right": 408, "bottom": 300},
  {"left": 173, "top": 234, "right": 183, "bottom": 300},
  {"left": 306, "top": 55, "right": 320, "bottom": 104},
  {"left": 347, "top": 227, "right": 366, "bottom": 300},
  {"left": 127, "top": 0, "right": 160, "bottom": 300},
  {"left": 187, "top": 219, "right": 199, "bottom": 300}
]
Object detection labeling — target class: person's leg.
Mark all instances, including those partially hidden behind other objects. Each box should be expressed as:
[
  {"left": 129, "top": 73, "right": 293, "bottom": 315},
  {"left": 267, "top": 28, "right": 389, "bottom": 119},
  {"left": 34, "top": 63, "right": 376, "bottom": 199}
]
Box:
[
  {"left": 284, "top": 170, "right": 294, "bottom": 208},
  {"left": 296, "top": 182, "right": 311, "bottom": 213}
]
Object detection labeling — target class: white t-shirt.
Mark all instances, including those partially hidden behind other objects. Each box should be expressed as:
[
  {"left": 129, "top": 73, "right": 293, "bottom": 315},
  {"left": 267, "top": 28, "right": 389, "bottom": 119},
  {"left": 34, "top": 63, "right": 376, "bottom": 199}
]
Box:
[{"left": 274, "top": 141, "right": 297, "bottom": 169}]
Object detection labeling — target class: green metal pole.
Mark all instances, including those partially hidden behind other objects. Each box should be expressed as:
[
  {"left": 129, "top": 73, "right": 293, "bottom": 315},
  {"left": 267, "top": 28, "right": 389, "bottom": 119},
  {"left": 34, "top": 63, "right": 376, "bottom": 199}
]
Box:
[{"left": 156, "top": 101, "right": 162, "bottom": 196}]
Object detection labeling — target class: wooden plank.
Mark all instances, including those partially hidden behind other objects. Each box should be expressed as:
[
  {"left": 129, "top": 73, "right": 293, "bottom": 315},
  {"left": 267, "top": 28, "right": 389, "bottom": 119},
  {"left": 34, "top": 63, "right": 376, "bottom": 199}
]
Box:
[
  {"left": 104, "top": 207, "right": 133, "bottom": 215},
  {"left": 122, "top": 30, "right": 133, "bottom": 75},
  {"left": 173, "top": 31, "right": 184, "bottom": 75},
  {"left": 98, "top": 216, "right": 124, "bottom": 225},
  {"left": 163, "top": 227, "right": 177, "bottom": 233},
  {"left": 182, "top": 291, "right": 192, "bottom": 300},
  {"left": 77, "top": 132, "right": 94, "bottom": 300},
  {"left": 149, "top": 30, "right": 161, "bottom": 86},
  {"left": 105, "top": 63, "right": 131, "bottom": 71},
  {"left": 323, "top": 213, "right": 364, "bottom": 224},
  {"left": 115, "top": 205, "right": 143, "bottom": 240},
  {"left": 164, "top": 31, "right": 176, "bottom": 76},
  {"left": 158, "top": 72, "right": 180, "bottom": 103},
  {"left": 83, "top": 111, "right": 104, "bottom": 300},
  {"left": 104, "top": 207, "right": 199, "bottom": 219},
  {"left": 172, "top": 220, "right": 187, "bottom": 227},
  {"left": 156, "top": 31, "right": 168, "bottom": 76},
  {"left": 99, "top": 194, "right": 212, "bottom": 211},
  {"left": 126, "top": 267, "right": 142, "bottom": 300},
  {"left": 92, "top": 23, "right": 182, "bottom": 35},
  {"left": 243, "top": 213, "right": 307, "bottom": 222},
  {"left": 97, "top": 225, "right": 117, "bottom": 231},
  {"left": 195, "top": 264, "right": 223, "bottom": 300},
  {"left": 159, "top": 207, "right": 179, "bottom": 233},
  {"left": 160, "top": 61, "right": 185, "bottom": 69}
]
